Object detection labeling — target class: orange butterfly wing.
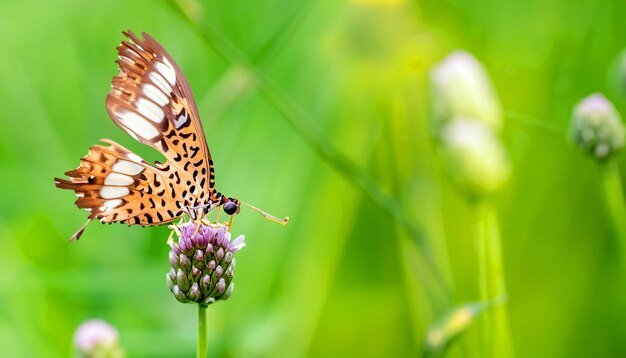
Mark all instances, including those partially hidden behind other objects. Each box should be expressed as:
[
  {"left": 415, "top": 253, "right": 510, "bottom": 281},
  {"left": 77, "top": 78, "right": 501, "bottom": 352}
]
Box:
[
  {"left": 105, "top": 31, "right": 214, "bottom": 208},
  {"left": 55, "top": 31, "right": 220, "bottom": 239},
  {"left": 55, "top": 140, "right": 184, "bottom": 226}
]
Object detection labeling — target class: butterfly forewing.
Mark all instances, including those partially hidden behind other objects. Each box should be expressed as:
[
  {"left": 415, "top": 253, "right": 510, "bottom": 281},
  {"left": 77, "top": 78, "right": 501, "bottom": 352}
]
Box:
[{"left": 105, "top": 31, "right": 214, "bottom": 208}]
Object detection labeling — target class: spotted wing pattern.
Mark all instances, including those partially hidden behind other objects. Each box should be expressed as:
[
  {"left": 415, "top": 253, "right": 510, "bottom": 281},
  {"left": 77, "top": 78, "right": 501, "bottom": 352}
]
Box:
[
  {"left": 105, "top": 30, "right": 214, "bottom": 209},
  {"left": 55, "top": 140, "right": 185, "bottom": 227}
]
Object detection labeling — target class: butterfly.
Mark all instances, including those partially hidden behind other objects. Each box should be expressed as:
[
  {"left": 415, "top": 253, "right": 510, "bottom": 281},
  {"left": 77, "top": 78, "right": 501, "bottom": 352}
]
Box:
[{"left": 55, "top": 30, "right": 288, "bottom": 240}]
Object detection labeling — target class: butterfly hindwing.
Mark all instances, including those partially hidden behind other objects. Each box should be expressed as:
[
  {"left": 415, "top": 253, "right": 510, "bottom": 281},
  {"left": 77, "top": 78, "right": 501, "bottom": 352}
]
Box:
[{"left": 55, "top": 140, "right": 184, "bottom": 226}]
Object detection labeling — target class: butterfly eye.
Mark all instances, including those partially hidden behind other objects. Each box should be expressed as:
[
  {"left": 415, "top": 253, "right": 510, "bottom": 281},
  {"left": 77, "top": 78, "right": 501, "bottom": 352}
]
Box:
[{"left": 223, "top": 201, "right": 238, "bottom": 215}]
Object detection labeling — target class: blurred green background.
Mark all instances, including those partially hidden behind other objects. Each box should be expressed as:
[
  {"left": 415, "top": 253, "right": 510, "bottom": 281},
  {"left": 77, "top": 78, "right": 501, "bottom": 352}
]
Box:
[{"left": 2, "top": 0, "right": 626, "bottom": 356}]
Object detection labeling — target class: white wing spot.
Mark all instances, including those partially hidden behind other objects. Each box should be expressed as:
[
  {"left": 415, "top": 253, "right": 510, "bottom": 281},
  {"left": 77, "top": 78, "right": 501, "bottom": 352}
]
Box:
[
  {"left": 156, "top": 58, "right": 176, "bottom": 85},
  {"left": 112, "top": 160, "right": 144, "bottom": 175},
  {"left": 114, "top": 109, "right": 160, "bottom": 140},
  {"left": 174, "top": 110, "right": 188, "bottom": 129},
  {"left": 100, "top": 186, "right": 130, "bottom": 199},
  {"left": 142, "top": 84, "right": 169, "bottom": 106},
  {"left": 100, "top": 199, "right": 123, "bottom": 211},
  {"left": 126, "top": 152, "right": 144, "bottom": 163},
  {"left": 104, "top": 172, "right": 134, "bottom": 186},
  {"left": 135, "top": 97, "right": 164, "bottom": 123},
  {"left": 149, "top": 72, "right": 172, "bottom": 94}
]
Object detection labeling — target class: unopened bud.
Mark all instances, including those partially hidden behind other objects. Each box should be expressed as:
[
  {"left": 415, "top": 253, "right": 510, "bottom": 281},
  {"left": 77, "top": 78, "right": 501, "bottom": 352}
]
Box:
[
  {"left": 570, "top": 93, "right": 624, "bottom": 160},
  {"left": 430, "top": 51, "right": 502, "bottom": 131}
]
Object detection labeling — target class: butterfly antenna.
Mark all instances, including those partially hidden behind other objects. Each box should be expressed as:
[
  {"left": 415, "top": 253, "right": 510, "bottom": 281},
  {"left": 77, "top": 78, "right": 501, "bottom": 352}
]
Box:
[{"left": 241, "top": 201, "right": 289, "bottom": 225}]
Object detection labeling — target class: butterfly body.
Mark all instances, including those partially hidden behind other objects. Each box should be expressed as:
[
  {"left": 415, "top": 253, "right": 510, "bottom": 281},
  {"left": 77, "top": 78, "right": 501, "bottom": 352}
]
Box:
[{"left": 55, "top": 31, "right": 244, "bottom": 240}]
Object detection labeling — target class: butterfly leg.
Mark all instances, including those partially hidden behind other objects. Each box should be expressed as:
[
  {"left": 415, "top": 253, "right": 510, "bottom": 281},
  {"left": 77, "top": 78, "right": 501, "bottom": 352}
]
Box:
[
  {"left": 193, "top": 220, "right": 202, "bottom": 236},
  {"left": 228, "top": 214, "right": 235, "bottom": 232},
  {"left": 167, "top": 227, "right": 176, "bottom": 245},
  {"left": 215, "top": 206, "right": 222, "bottom": 223},
  {"left": 167, "top": 218, "right": 185, "bottom": 244},
  {"left": 167, "top": 225, "right": 180, "bottom": 245}
]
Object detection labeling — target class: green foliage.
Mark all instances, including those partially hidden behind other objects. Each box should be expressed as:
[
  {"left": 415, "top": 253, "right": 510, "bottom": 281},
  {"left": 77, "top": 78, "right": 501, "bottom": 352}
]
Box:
[{"left": 2, "top": 0, "right": 626, "bottom": 356}]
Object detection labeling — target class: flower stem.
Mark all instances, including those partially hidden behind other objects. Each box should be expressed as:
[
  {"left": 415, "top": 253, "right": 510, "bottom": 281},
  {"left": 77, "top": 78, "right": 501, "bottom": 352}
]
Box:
[
  {"left": 473, "top": 200, "right": 514, "bottom": 357},
  {"left": 600, "top": 160, "right": 626, "bottom": 256},
  {"left": 198, "top": 304, "right": 208, "bottom": 358}
]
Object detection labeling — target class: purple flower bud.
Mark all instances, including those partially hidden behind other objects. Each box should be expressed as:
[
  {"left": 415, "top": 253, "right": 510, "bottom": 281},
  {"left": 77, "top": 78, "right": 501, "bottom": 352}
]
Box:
[
  {"left": 179, "top": 254, "right": 190, "bottom": 272},
  {"left": 179, "top": 236, "right": 190, "bottom": 252},
  {"left": 191, "top": 266, "right": 202, "bottom": 280},
  {"left": 166, "top": 222, "right": 245, "bottom": 304},
  {"left": 176, "top": 269, "right": 190, "bottom": 291},
  {"left": 202, "top": 274, "right": 211, "bottom": 289},
  {"left": 229, "top": 235, "right": 246, "bottom": 252},
  {"left": 194, "top": 250, "right": 204, "bottom": 262},
  {"left": 188, "top": 283, "right": 202, "bottom": 301},
  {"left": 217, "top": 278, "right": 226, "bottom": 294},
  {"left": 73, "top": 319, "right": 123, "bottom": 357},
  {"left": 168, "top": 250, "right": 178, "bottom": 267}
]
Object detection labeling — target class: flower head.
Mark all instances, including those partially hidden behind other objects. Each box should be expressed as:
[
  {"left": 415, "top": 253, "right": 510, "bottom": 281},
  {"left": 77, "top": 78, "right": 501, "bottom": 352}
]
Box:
[
  {"left": 73, "top": 319, "right": 124, "bottom": 358},
  {"left": 167, "top": 222, "right": 245, "bottom": 305},
  {"left": 430, "top": 51, "right": 502, "bottom": 131},
  {"left": 570, "top": 93, "right": 624, "bottom": 160},
  {"left": 438, "top": 118, "right": 511, "bottom": 196}
]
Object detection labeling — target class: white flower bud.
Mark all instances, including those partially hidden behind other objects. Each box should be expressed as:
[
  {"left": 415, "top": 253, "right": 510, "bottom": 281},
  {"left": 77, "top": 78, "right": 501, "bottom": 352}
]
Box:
[
  {"left": 430, "top": 51, "right": 502, "bottom": 131},
  {"left": 439, "top": 118, "right": 510, "bottom": 196}
]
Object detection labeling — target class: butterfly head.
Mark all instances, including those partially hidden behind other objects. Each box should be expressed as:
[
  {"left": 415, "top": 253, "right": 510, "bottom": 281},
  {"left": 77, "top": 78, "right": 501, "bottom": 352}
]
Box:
[{"left": 222, "top": 197, "right": 240, "bottom": 216}]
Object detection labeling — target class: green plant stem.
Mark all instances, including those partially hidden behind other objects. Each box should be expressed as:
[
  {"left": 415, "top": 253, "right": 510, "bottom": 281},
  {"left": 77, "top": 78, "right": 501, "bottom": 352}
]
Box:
[
  {"left": 198, "top": 304, "right": 208, "bottom": 358},
  {"left": 473, "top": 201, "right": 514, "bottom": 358},
  {"left": 600, "top": 160, "right": 626, "bottom": 255},
  {"left": 474, "top": 205, "right": 489, "bottom": 356}
]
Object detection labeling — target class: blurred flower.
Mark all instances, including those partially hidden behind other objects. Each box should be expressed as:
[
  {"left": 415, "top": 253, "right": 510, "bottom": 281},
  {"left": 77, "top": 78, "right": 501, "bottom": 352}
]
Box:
[
  {"left": 73, "top": 319, "right": 124, "bottom": 358},
  {"left": 424, "top": 300, "right": 499, "bottom": 354},
  {"left": 430, "top": 51, "right": 502, "bottom": 131},
  {"left": 570, "top": 93, "right": 624, "bottom": 160},
  {"left": 438, "top": 118, "right": 511, "bottom": 196},
  {"left": 167, "top": 222, "right": 245, "bottom": 305}
]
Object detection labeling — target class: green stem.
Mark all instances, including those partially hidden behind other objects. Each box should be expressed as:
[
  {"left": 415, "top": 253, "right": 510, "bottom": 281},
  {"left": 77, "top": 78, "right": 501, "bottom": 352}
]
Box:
[
  {"left": 473, "top": 202, "right": 491, "bottom": 357},
  {"left": 600, "top": 160, "right": 626, "bottom": 255},
  {"left": 198, "top": 304, "right": 208, "bottom": 358},
  {"left": 473, "top": 201, "right": 514, "bottom": 358}
]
